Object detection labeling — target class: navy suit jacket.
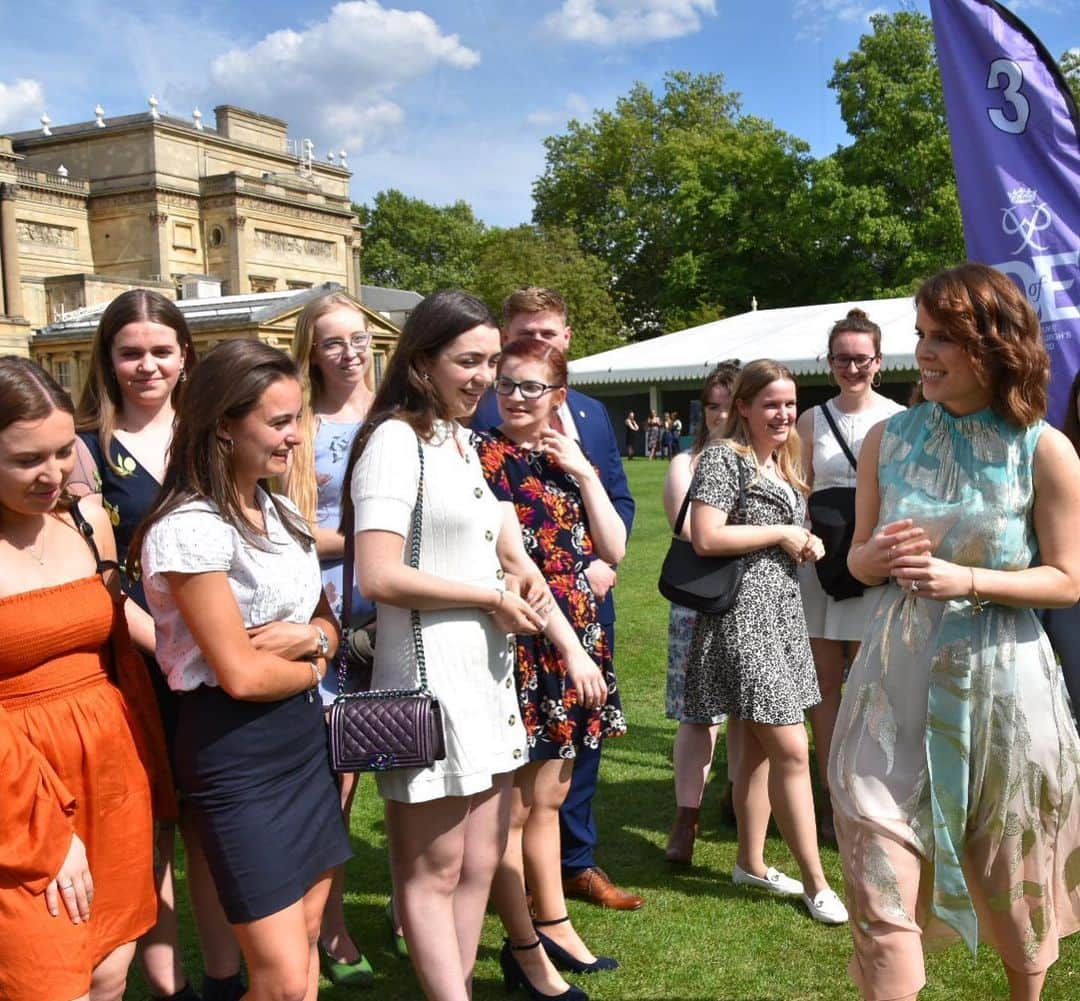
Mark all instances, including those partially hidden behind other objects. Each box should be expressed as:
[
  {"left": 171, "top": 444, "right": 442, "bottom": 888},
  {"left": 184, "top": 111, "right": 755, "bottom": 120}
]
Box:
[{"left": 470, "top": 387, "right": 635, "bottom": 627}]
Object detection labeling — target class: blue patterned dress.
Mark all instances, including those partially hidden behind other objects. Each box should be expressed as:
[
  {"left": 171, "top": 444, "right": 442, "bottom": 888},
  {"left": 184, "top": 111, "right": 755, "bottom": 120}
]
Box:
[{"left": 830, "top": 403, "right": 1080, "bottom": 978}]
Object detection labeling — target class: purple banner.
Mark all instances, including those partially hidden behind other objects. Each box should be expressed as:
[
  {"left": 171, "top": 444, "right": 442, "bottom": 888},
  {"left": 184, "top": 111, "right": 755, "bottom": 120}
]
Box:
[{"left": 931, "top": 0, "right": 1080, "bottom": 428}]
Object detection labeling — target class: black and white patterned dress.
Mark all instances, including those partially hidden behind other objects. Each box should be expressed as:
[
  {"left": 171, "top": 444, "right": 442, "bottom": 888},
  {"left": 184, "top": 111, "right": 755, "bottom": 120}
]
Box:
[{"left": 682, "top": 443, "right": 820, "bottom": 726}]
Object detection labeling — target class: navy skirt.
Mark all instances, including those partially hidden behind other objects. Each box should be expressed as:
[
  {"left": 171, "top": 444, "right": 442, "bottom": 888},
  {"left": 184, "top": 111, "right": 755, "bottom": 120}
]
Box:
[{"left": 175, "top": 684, "right": 352, "bottom": 923}]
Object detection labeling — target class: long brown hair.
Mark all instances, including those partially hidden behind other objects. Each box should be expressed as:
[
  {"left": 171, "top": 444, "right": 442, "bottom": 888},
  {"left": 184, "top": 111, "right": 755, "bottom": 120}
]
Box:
[
  {"left": 0, "top": 357, "right": 76, "bottom": 519},
  {"left": 721, "top": 359, "right": 809, "bottom": 495},
  {"left": 75, "top": 289, "right": 197, "bottom": 472},
  {"left": 130, "top": 340, "right": 312, "bottom": 575},
  {"left": 691, "top": 360, "right": 741, "bottom": 455},
  {"left": 340, "top": 289, "right": 497, "bottom": 533},
  {"left": 288, "top": 290, "right": 374, "bottom": 525},
  {"left": 1063, "top": 369, "right": 1080, "bottom": 457},
  {"left": 914, "top": 263, "right": 1048, "bottom": 427}
]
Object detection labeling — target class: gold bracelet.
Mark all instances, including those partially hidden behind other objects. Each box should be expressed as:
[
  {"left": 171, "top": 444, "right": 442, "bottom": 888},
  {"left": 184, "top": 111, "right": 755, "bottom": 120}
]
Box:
[
  {"left": 308, "top": 660, "right": 322, "bottom": 688},
  {"left": 969, "top": 568, "right": 986, "bottom": 615},
  {"left": 486, "top": 589, "right": 505, "bottom": 616}
]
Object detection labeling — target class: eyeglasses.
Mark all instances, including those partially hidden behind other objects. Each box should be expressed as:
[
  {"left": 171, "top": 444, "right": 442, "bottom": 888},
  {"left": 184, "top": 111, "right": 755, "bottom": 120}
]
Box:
[
  {"left": 493, "top": 376, "right": 564, "bottom": 399},
  {"left": 318, "top": 332, "right": 371, "bottom": 357},
  {"left": 829, "top": 353, "right": 878, "bottom": 371}
]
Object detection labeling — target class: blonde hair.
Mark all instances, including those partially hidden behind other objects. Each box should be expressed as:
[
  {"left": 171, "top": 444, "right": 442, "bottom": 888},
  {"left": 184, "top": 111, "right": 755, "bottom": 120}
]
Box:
[
  {"left": 720, "top": 359, "right": 809, "bottom": 495},
  {"left": 288, "top": 291, "right": 374, "bottom": 525}
]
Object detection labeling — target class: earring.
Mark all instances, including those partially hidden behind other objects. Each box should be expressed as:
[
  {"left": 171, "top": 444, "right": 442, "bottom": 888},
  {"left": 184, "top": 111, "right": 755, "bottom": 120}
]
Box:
[
  {"left": 179, "top": 368, "right": 187, "bottom": 384},
  {"left": 218, "top": 436, "right": 233, "bottom": 453},
  {"left": 872, "top": 371, "right": 882, "bottom": 388}
]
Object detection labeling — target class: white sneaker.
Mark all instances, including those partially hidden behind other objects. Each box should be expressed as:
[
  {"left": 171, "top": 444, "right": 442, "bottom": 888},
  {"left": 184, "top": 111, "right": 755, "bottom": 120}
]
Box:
[
  {"left": 803, "top": 888, "right": 849, "bottom": 925},
  {"left": 731, "top": 864, "right": 804, "bottom": 897}
]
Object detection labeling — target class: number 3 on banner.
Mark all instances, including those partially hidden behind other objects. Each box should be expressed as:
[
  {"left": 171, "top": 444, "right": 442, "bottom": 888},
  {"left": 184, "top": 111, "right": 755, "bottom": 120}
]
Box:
[{"left": 986, "top": 58, "right": 1030, "bottom": 134}]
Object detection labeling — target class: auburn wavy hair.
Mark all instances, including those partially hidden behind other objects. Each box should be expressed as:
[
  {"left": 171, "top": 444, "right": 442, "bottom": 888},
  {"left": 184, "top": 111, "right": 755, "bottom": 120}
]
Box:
[{"left": 915, "top": 263, "right": 1048, "bottom": 427}]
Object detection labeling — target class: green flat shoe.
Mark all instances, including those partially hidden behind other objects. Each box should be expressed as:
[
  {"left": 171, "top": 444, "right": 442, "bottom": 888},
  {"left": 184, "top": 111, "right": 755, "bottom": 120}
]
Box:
[
  {"left": 385, "top": 899, "right": 409, "bottom": 960},
  {"left": 319, "top": 942, "right": 375, "bottom": 988}
]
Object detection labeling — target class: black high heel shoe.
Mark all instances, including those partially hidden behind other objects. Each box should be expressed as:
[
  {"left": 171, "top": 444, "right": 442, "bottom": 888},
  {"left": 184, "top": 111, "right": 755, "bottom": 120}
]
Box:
[
  {"left": 500, "top": 939, "right": 588, "bottom": 1000},
  {"left": 533, "top": 917, "right": 618, "bottom": 974}
]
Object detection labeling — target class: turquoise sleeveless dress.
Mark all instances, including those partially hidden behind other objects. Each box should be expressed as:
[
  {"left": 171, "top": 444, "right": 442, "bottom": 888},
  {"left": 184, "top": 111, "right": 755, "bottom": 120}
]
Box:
[{"left": 829, "top": 402, "right": 1080, "bottom": 968}]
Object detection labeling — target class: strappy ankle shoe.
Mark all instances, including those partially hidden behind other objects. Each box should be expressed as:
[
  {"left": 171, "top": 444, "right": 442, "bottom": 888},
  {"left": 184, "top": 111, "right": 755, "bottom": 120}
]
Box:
[
  {"left": 499, "top": 939, "right": 587, "bottom": 1000},
  {"left": 533, "top": 916, "right": 618, "bottom": 974}
]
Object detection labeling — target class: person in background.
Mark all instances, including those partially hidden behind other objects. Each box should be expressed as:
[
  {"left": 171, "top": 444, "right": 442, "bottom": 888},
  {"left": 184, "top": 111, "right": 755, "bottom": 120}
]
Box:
[
  {"left": 1042, "top": 368, "right": 1080, "bottom": 724},
  {"left": 0, "top": 357, "right": 170, "bottom": 1001},
  {"left": 345, "top": 290, "right": 547, "bottom": 1000},
  {"left": 663, "top": 362, "right": 742, "bottom": 864},
  {"left": 69, "top": 289, "right": 242, "bottom": 1001},
  {"left": 795, "top": 309, "right": 903, "bottom": 842},
  {"left": 670, "top": 413, "right": 683, "bottom": 456},
  {"left": 623, "top": 411, "right": 639, "bottom": 459},
  {"left": 286, "top": 290, "right": 379, "bottom": 987},
  {"left": 134, "top": 340, "right": 350, "bottom": 1001},
  {"left": 471, "top": 287, "right": 639, "bottom": 911},
  {"left": 478, "top": 337, "right": 628, "bottom": 999},
  {"left": 684, "top": 359, "right": 847, "bottom": 926},
  {"left": 832, "top": 264, "right": 1080, "bottom": 1000},
  {"left": 661, "top": 414, "right": 674, "bottom": 459},
  {"left": 646, "top": 411, "right": 661, "bottom": 459}
]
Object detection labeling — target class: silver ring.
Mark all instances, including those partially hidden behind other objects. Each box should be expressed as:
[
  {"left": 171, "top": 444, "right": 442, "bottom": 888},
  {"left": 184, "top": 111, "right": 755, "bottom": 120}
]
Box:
[
  {"left": 910, "top": 581, "right": 920, "bottom": 593},
  {"left": 60, "top": 880, "right": 75, "bottom": 889}
]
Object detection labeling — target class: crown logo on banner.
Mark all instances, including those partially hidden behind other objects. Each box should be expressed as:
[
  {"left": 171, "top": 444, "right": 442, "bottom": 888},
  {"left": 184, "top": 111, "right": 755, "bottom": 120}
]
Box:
[{"left": 1007, "top": 186, "right": 1039, "bottom": 205}]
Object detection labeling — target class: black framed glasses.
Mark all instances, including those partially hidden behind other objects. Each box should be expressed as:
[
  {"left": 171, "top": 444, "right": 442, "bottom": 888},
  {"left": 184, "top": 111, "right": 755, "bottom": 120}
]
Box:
[
  {"left": 493, "top": 376, "right": 564, "bottom": 399},
  {"left": 828, "top": 353, "right": 878, "bottom": 371},
  {"left": 318, "top": 332, "right": 371, "bottom": 357}
]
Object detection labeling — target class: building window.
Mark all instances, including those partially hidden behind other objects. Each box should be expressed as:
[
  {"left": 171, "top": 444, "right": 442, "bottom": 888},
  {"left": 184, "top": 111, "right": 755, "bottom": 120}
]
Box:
[
  {"left": 373, "top": 351, "right": 385, "bottom": 387},
  {"left": 173, "top": 222, "right": 196, "bottom": 250},
  {"left": 54, "top": 359, "right": 72, "bottom": 391},
  {"left": 286, "top": 280, "right": 312, "bottom": 290},
  {"left": 249, "top": 275, "right": 277, "bottom": 293},
  {"left": 208, "top": 225, "right": 224, "bottom": 248}
]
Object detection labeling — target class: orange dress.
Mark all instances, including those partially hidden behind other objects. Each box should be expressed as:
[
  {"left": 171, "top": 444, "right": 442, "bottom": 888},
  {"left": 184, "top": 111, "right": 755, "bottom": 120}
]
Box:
[{"left": 0, "top": 576, "right": 157, "bottom": 1001}]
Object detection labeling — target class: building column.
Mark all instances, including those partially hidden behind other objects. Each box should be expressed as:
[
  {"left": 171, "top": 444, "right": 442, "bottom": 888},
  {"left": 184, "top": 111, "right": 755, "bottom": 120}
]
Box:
[
  {"left": 344, "top": 235, "right": 357, "bottom": 295},
  {"left": 148, "top": 211, "right": 169, "bottom": 280},
  {"left": 0, "top": 183, "right": 24, "bottom": 318},
  {"left": 228, "top": 215, "right": 248, "bottom": 294}
]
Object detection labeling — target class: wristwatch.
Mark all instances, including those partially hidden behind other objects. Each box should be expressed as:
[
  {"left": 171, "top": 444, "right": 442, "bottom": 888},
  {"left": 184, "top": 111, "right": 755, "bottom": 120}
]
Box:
[{"left": 314, "top": 625, "right": 330, "bottom": 658}]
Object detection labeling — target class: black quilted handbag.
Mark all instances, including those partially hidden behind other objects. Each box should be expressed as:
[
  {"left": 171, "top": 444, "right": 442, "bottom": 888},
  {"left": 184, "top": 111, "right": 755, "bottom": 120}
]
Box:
[{"left": 329, "top": 437, "right": 446, "bottom": 773}]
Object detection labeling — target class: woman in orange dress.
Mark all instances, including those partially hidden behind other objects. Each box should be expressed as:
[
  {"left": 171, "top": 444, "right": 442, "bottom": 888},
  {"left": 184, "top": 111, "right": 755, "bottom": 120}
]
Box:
[{"left": 0, "top": 357, "right": 170, "bottom": 1001}]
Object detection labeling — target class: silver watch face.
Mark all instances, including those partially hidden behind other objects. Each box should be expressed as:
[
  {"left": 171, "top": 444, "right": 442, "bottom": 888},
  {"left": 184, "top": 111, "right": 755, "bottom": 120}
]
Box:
[{"left": 317, "top": 627, "right": 329, "bottom": 655}]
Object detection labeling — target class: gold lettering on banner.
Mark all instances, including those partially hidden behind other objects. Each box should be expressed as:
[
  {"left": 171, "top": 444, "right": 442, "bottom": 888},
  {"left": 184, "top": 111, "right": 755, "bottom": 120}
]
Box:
[
  {"left": 254, "top": 229, "right": 336, "bottom": 260},
  {"left": 16, "top": 220, "right": 77, "bottom": 248}
]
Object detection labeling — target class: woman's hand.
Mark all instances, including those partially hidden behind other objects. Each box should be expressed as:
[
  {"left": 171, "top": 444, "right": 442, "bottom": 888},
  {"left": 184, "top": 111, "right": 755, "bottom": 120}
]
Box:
[
  {"left": 507, "top": 571, "right": 554, "bottom": 621},
  {"left": 491, "top": 590, "right": 545, "bottom": 635},
  {"left": 858, "top": 519, "right": 932, "bottom": 581},
  {"left": 538, "top": 429, "right": 594, "bottom": 482},
  {"left": 247, "top": 621, "right": 319, "bottom": 660},
  {"left": 45, "top": 833, "right": 92, "bottom": 924},
  {"left": 778, "top": 526, "right": 824, "bottom": 564},
  {"left": 889, "top": 551, "right": 971, "bottom": 601},
  {"left": 564, "top": 646, "right": 608, "bottom": 709}
]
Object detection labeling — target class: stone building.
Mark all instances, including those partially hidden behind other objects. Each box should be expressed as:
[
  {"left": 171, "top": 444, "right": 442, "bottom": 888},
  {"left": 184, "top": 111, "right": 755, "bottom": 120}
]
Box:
[{"left": 0, "top": 102, "right": 379, "bottom": 380}]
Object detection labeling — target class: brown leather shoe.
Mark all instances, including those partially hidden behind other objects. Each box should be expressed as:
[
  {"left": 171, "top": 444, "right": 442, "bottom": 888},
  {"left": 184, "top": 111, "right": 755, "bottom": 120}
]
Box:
[
  {"left": 665, "top": 806, "right": 700, "bottom": 865},
  {"left": 562, "top": 867, "right": 643, "bottom": 910}
]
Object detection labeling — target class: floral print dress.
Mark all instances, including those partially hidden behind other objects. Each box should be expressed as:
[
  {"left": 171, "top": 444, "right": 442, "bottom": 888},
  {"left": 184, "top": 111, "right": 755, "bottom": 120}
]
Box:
[{"left": 477, "top": 430, "right": 627, "bottom": 759}]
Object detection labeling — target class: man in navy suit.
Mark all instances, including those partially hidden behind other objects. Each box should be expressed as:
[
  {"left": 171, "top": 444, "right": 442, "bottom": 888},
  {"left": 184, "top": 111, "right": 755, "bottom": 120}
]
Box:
[{"left": 471, "top": 287, "right": 641, "bottom": 910}]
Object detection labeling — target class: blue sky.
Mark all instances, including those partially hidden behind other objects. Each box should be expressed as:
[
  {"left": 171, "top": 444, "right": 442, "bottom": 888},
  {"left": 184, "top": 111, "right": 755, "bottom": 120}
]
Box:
[{"left": 0, "top": 0, "right": 1075, "bottom": 227}]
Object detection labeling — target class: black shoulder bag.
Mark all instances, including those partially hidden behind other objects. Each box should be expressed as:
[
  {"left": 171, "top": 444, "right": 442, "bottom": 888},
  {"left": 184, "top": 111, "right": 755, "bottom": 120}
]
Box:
[
  {"left": 328, "top": 437, "right": 447, "bottom": 773},
  {"left": 657, "top": 458, "right": 748, "bottom": 615},
  {"left": 807, "top": 404, "right": 866, "bottom": 601}
]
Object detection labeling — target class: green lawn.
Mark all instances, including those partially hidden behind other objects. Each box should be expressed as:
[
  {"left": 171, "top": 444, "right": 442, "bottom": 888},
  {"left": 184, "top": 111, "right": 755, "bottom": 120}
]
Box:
[{"left": 131, "top": 459, "right": 1080, "bottom": 1000}]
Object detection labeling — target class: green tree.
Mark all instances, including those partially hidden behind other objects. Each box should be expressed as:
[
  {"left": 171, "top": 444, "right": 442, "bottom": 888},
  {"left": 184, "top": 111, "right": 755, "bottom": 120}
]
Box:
[
  {"left": 823, "top": 10, "right": 965, "bottom": 296},
  {"left": 534, "top": 71, "right": 761, "bottom": 337},
  {"left": 471, "top": 225, "right": 623, "bottom": 359},
  {"left": 356, "top": 189, "right": 486, "bottom": 295},
  {"left": 1061, "top": 48, "right": 1080, "bottom": 106}
]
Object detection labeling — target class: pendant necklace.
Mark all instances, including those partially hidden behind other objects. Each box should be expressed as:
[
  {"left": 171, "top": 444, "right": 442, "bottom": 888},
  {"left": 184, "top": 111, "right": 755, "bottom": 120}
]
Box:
[{"left": 14, "top": 522, "right": 46, "bottom": 564}]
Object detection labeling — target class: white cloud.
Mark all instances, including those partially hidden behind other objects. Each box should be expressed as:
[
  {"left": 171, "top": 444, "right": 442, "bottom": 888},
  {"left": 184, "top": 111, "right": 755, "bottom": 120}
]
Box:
[
  {"left": 543, "top": 0, "right": 716, "bottom": 47},
  {"left": 526, "top": 92, "right": 592, "bottom": 127},
  {"left": 207, "top": 1, "right": 480, "bottom": 151},
  {"left": 0, "top": 78, "right": 45, "bottom": 132},
  {"left": 792, "top": 0, "right": 881, "bottom": 42}
]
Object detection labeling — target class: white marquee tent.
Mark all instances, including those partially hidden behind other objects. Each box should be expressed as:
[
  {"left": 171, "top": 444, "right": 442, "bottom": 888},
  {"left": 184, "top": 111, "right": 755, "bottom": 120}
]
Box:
[{"left": 568, "top": 295, "right": 920, "bottom": 388}]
